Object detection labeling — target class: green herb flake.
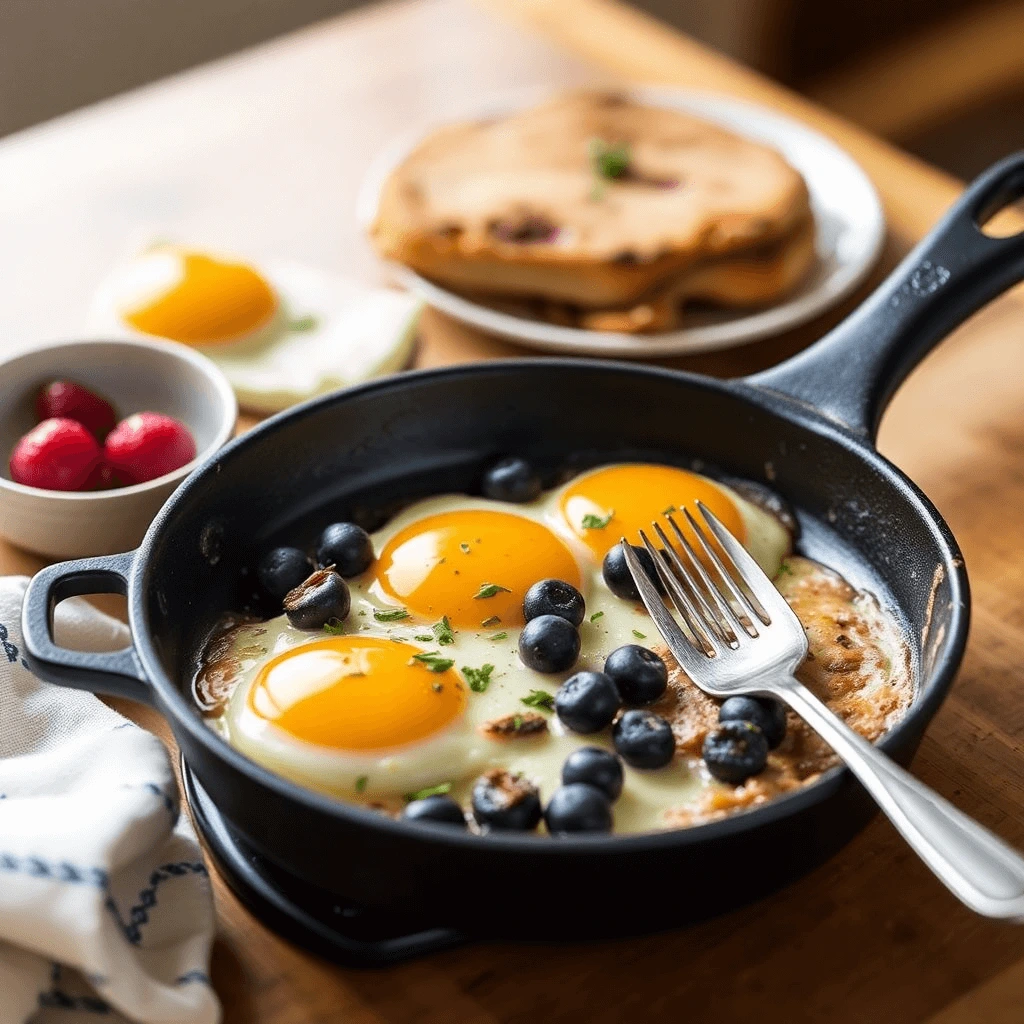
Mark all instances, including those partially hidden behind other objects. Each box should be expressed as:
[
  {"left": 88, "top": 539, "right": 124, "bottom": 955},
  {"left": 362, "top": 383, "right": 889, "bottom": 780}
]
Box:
[
  {"left": 460, "top": 542, "right": 471, "bottom": 554},
  {"left": 512, "top": 715, "right": 524, "bottom": 731},
  {"left": 355, "top": 775, "right": 368, "bottom": 793},
  {"left": 521, "top": 689, "right": 555, "bottom": 712},
  {"left": 580, "top": 509, "right": 614, "bottom": 530},
  {"left": 411, "top": 651, "right": 455, "bottom": 673},
  {"left": 632, "top": 629, "right": 647, "bottom": 639},
  {"left": 404, "top": 782, "right": 452, "bottom": 803},
  {"left": 490, "top": 631, "right": 509, "bottom": 642},
  {"left": 432, "top": 615, "right": 455, "bottom": 646},
  {"left": 414, "top": 634, "right": 433, "bottom": 642},
  {"left": 462, "top": 663, "right": 495, "bottom": 693},
  {"left": 322, "top": 618, "right": 345, "bottom": 634},
  {"left": 590, "top": 611, "right": 604, "bottom": 623},
  {"left": 288, "top": 314, "right": 319, "bottom": 332},
  {"left": 775, "top": 561, "right": 794, "bottom": 577},
  {"left": 474, "top": 582, "right": 511, "bottom": 599},
  {"left": 480, "top": 615, "right": 501, "bottom": 628},
  {"left": 589, "top": 138, "right": 631, "bottom": 181},
  {"left": 662, "top": 504, "right": 676, "bottom": 516},
  {"left": 374, "top": 607, "right": 409, "bottom": 622}
]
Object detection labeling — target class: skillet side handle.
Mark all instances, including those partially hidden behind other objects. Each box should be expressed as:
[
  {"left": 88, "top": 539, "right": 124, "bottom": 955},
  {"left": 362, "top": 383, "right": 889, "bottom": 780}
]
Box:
[
  {"left": 22, "top": 551, "right": 152, "bottom": 705},
  {"left": 747, "top": 151, "right": 1024, "bottom": 441}
]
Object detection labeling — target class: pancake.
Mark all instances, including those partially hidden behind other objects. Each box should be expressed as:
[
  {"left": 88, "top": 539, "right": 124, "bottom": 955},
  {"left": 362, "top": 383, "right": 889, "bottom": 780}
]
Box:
[{"left": 371, "top": 91, "right": 815, "bottom": 327}]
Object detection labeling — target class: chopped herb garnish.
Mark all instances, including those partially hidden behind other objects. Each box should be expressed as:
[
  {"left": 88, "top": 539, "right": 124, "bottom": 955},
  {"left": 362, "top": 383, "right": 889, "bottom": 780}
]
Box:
[
  {"left": 322, "top": 618, "right": 345, "bottom": 634},
  {"left": 432, "top": 615, "right": 455, "bottom": 645},
  {"left": 589, "top": 138, "right": 631, "bottom": 181},
  {"left": 460, "top": 542, "right": 471, "bottom": 554},
  {"left": 474, "top": 582, "right": 511, "bottom": 599},
  {"left": 590, "top": 611, "right": 604, "bottom": 623},
  {"left": 463, "top": 663, "right": 495, "bottom": 693},
  {"left": 632, "top": 629, "right": 647, "bottom": 639},
  {"left": 374, "top": 607, "right": 409, "bottom": 622},
  {"left": 288, "top": 314, "right": 319, "bottom": 332},
  {"left": 480, "top": 614, "right": 501, "bottom": 628},
  {"left": 512, "top": 715, "right": 524, "bottom": 730},
  {"left": 355, "top": 775, "right": 368, "bottom": 793},
  {"left": 411, "top": 651, "right": 455, "bottom": 673},
  {"left": 662, "top": 504, "right": 676, "bottom": 515},
  {"left": 490, "top": 631, "right": 509, "bottom": 641},
  {"left": 414, "top": 634, "right": 433, "bottom": 642},
  {"left": 776, "top": 562, "right": 794, "bottom": 577},
  {"left": 521, "top": 689, "right": 555, "bottom": 712},
  {"left": 405, "top": 782, "right": 452, "bottom": 802},
  {"left": 581, "top": 509, "right": 614, "bottom": 530}
]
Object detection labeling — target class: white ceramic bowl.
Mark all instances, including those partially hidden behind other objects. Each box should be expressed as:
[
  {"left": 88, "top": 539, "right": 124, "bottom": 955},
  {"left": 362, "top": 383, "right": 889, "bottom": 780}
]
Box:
[{"left": 0, "top": 339, "right": 237, "bottom": 558}]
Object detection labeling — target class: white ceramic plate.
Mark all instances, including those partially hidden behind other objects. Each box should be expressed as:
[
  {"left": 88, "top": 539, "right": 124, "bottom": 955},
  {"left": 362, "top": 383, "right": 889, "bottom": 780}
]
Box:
[{"left": 357, "top": 87, "right": 886, "bottom": 358}]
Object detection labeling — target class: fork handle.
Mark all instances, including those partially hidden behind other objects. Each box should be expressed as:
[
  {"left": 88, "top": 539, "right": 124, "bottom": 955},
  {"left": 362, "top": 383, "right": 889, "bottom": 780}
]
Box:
[{"left": 776, "top": 679, "right": 1024, "bottom": 920}]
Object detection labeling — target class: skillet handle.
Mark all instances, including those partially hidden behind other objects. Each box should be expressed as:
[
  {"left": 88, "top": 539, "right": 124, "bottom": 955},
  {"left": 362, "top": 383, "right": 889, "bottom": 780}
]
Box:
[
  {"left": 21, "top": 551, "right": 152, "bottom": 705},
  {"left": 747, "top": 150, "right": 1024, "bottom": 440}
]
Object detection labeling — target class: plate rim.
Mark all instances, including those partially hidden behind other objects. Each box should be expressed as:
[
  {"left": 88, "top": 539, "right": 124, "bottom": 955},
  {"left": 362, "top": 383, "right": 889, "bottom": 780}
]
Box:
[{"left": 356, "top": 86, "right": 886, "bottom": 358}]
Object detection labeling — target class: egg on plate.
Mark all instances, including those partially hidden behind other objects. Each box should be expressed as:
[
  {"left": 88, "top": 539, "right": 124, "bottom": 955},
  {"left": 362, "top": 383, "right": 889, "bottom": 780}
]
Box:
[
  {"left": 88, "top": 244, "right": 421, "bottom": 413},
  {"left": 196, "top": 461, "right": 801, "bottom": 833}
]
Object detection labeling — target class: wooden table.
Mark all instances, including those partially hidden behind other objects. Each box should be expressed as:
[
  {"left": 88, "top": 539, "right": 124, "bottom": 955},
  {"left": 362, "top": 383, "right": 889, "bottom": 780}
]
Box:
[{"left": 2, "top": 0, "right": 1024, "bottom": 1020}]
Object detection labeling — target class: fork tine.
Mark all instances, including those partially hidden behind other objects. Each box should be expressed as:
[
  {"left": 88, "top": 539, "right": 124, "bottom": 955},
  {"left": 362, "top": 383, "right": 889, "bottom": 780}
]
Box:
[
  {"left": 652, "top": 521, "right": 737, "bottom": 644},
  {"left": 657, "top": 517, "right": 749, "bottom": 640},
  {"left": 680, "top": 508, "right": 767, "bottom": 627},
  {"left": 619, "top": 540, "right": 712, "bottom": 674},
  {"left": 637, "top": 530, "right": 722, "bottom": 654},
  {"left": 694, "top": 502, "right": 775, "bottom": 624}
]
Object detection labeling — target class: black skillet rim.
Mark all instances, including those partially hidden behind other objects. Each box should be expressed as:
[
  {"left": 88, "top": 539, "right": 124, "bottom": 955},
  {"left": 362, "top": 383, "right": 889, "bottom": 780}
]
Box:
[{"left": 130, "top": 357, "right": 971, "bottom": 856}]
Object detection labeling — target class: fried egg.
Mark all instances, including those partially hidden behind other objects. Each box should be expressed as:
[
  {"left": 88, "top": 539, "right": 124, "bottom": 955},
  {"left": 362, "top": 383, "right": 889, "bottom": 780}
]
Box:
[
  {"left": 88, "top": 244, "right": 421, "bottom": 413},
  {"left": 199, "top": 463, "right": 796, "bottom": 831}
]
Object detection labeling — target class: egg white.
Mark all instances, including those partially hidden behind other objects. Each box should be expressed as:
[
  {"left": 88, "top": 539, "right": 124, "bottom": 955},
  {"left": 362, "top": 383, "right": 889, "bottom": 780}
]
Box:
[
  {"left": 209, "top": 469, "right": 792, "bottom": 831},
  {"left": 87, "top": 249, "right": 421, "bottom": 414}
]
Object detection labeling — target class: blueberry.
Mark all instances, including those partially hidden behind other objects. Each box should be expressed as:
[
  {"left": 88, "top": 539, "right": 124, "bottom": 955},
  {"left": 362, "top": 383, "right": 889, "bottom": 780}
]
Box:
[
  {"left": 518, "top": 614, "right": 580, "bottom": 673},
  {"left": 482, "top": 457, "right": 542, "bottom": 503},
  {"left": 604, "top": 645, "right": 668, "bottom": 706},
  {"left": 523, "top": 578, "right": 585, "bottom": 626},
  {"left": 316, "top": 522, "right": 374, "bottom": 577},
  {"left": 719, "top": 695, "right": 787, "bottom": 749},
  {"left": 555, "top": 671, "right": 622, "bottom": 733},
  {"left": 402, "top": 795, "right": 467, "bottom": 827},
  {"left": 258, "top": 546, "right": 313, "bottom": 602},
  {"left": 612, "top": 709, "right": 676, "bottom": 769},
  {"left": 544, "top": 784, "right": 612, "bottom": 834},
  {"left": 702, "top": 721, "right": 769, "bottom": 784},
  {"left": 561, "top": 746, "right": 623, "bottom": 801},
  {"left": 472, "top": 769, "right": 542, "bottom": 831},
  {"left": 283, "top": 568, "right": 351, "bottom": 630},
  {"left": 602, "top": 543, "right": 664, "bottom": 601}
]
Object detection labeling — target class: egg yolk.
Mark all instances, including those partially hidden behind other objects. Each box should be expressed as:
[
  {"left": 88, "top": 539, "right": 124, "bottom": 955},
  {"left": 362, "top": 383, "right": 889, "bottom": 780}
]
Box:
[
  {"left": 559, "top": 463, "right": 746, "bottom": 559},
  {"left": 249, "top": 636, "right": 465, "bottom": 750},
  {"left": 374, "top": 509, "right": 581, "bottom": 628},
  {"left": 123, "top": 250, "right": 277, "bottom": 346}
]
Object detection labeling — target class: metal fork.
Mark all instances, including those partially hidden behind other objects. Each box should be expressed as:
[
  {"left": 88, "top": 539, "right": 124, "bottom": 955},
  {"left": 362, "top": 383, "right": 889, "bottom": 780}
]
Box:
[{"left": 622, "top": 502, "right": 1024, "bottom": 921}]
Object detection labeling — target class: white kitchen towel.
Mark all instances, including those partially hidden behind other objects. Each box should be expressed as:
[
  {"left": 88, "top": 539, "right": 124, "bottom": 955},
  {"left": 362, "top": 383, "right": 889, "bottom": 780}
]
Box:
[{"left": 0, "top": 576, "right": 219, "bottom": 1024}]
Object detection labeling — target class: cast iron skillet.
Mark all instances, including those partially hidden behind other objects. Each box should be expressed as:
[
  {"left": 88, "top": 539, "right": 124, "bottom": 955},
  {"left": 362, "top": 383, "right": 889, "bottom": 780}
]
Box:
[{"left": 23, "top": 153, "right": 1024, "bottom": 940}]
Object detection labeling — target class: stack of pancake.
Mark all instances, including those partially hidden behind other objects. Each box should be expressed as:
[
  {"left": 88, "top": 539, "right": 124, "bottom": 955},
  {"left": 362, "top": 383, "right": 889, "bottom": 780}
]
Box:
[{"left": 370, "top": 92, "right": 815, "bottom": 333}]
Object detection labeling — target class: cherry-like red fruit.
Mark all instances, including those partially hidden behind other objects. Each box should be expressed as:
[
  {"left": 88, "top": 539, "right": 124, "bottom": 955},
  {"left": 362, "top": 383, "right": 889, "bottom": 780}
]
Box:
[
  {"left": 103, "top": 412, "right": 196, "bottom": 484},
  {"left": 35, "top": 380, "right": 117, "bottom": 439},
  {"left": 10, "top": 418, "right": 103, "bottom": 490}
]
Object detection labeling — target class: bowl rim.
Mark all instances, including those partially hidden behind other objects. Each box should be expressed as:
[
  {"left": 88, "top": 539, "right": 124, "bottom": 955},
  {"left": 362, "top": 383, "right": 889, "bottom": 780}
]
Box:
[{"left": 0, "top": 336, "right": 238, "bottom": 499}]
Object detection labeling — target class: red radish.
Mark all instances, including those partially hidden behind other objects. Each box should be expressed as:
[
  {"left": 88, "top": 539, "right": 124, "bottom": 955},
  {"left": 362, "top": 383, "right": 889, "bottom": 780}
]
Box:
[
  {"left": 9, "top": 418, "right": 103, "bottom": 490},
  {"left": 36, "top": 380, "right": 117, "bottom": 439},
  {"left": 104, "top": 412, "right": 196, "bottom": 484}
]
